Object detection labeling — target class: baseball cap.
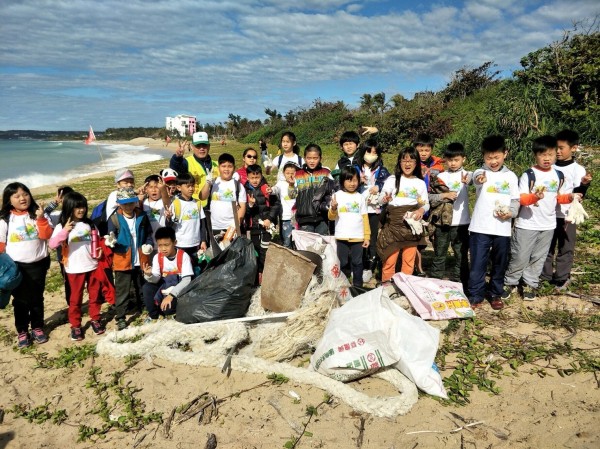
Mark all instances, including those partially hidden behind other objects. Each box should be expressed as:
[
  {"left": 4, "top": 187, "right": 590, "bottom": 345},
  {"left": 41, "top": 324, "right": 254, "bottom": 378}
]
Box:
[
  {"left": 192, "top": 131, "right": 210, "bottom": 145},
  {"left": 115, "top": 168, "right": 134, "bottom": 183},
  {"left": 160, "top": 168, "right": 178, "bottom": 183},
  {"left": 116, "top": 187, "right": 139, "bottom": 204}
]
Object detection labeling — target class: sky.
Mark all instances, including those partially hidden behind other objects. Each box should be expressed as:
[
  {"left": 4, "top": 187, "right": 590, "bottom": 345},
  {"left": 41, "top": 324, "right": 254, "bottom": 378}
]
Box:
[{"left": 0, "top": 0, "right": 598, "bottom": 131}]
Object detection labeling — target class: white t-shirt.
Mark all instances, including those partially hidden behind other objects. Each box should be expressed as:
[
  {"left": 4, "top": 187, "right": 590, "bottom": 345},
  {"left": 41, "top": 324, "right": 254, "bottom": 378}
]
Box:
[
  {"left": 151, "top": 251, "right": 194, "bottom": 279},
  {"left": 515, "top": 167, "right": 564, "bottom": 231},
  {"left": 554, "top": 161, "right": 586, "bottom": 218},
  {"left": 273, "top": 153, "right": 304, "bottom": 182},
  {"left": 469, "top": 168, "right": 519, "bottom": 237},
  {"left": 381, "top": 175, "right": 429, "bottom": 210},
  {"left": 0, "top": 213, "right": 50, "bottom": 263},
  {"left": 209, "top": 178, "right": 247, "bottom": 230},
  {"left": 51, "top": 222, "right": 98, "bottom": 274},
  {"left": 272, "top": 180, "right": 296, "bottom": 221},
  {"left": 437, "top": 169, "right": 471, "bottom": 226},
  {"left": 361, "top": 165, "right": 383, "bottom": 214},
  {"left": 143, "top": 198, "right": 166, "bottom": 237},
  {"left": 333, "top": 191, "right": 368, "bottom": 240},
  {"left": 123, "top": 215, "right": 140, "bottom": 266},
  {"left": 106, "top": 190, "right": 118, "bottom": 214},
  {"left": 170, "top": 197, "right": 205, "bottom": 248}
]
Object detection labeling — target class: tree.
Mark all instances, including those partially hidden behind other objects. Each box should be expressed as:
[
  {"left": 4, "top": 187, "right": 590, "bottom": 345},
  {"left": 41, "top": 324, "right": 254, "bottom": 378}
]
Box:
[{"left": 442, "top": 61, "right": 500, "bottom": 102}]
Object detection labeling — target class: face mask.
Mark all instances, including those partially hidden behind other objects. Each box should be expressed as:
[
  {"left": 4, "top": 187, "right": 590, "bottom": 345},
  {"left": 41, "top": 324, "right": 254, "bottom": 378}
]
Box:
[{"left": 364, "top": 153, "right": 378, "bottom": 164}]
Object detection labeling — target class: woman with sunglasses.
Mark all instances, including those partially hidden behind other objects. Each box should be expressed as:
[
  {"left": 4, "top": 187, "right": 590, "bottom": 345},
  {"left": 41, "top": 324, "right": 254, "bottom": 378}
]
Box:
[{"left": 234, "top": 147, "right": 259, "bottom": 184}]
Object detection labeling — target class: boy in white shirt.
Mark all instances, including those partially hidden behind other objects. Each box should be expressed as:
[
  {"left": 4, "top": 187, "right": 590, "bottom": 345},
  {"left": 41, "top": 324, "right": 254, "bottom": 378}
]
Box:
[
  {"left": 503, "top": 136, "right": 575, "bottom": 301},
  {"left": 271, "top": 162, "right": 298, "bottom": 248},
  {"left": 428, "top": 143, "right": 471, "bottom": 289},
  {"left": 468, "top": 136, "right": 519, "bottom": 311},
  {"left": 142, "top": 174, "right": 166, "bottom": 238},
  {"left": 202, "top": 153, "right": 247, "bottom": 237},
  {"left": 142, "top": 226, "right": 193, "bottom": 321},
  {"left": 169, "top": 173, "right": 208, "bottom": 275},
  {"left": 541, "top": 130, "right": 592, "bottom": 290}
]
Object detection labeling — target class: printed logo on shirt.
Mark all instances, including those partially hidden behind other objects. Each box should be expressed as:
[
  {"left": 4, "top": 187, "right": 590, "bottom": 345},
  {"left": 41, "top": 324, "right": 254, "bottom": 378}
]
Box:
[
  {"left": 181, "top": 208, "right": 199, "bottom": 221},
  {"left": 396, "top": 187, "right": 425, "bottom": 204},
  {"left": 212, "top": 187, "right": 235, "bottom": 201},
  {"left": 147, "top": 208, "right": 161, "bottom": 222},
  {"left": 339, "top": 201, "right": 361, "bottom": 213},
  {"left": 486, "top": 181, "right": 512, "bottom": 194},
  {"left": 449, "top": 181, "right": 462, "bottom": 192},
  {"left": 70, "top": 229, "right": 92, "bottom": 242},
  {"left": 536, "top": 180, "right": 559, "bottom": 193},
  {"left": 9, "top": 224, "right": 39, "bottom": 242}
]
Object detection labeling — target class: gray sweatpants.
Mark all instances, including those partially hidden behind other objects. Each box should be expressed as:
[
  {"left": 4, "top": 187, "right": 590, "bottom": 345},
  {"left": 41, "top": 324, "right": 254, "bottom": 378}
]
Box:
[{"left": 504, "top": 228, "right": 554, "bottom": 288}]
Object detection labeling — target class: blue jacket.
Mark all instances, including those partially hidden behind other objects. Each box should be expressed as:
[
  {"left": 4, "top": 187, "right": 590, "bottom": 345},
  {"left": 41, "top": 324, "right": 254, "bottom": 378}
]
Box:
[{"left": 107, "top": 208, "right": 153, "bottom": 271}]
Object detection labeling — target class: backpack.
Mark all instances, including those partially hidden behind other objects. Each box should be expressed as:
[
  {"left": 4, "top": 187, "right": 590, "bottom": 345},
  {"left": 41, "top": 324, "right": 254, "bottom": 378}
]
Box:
[
  {"left": 276, "top": 154, "right": 302, "bottom": 169},
  {"left": 158, "top": 249, "right": 185, "bottom": 276},
  {"left": 525, "top": 168, "right": 565, "bottom": 193},
  {"left": 91, "top": 200, "right": 117, "bottom": 236}
]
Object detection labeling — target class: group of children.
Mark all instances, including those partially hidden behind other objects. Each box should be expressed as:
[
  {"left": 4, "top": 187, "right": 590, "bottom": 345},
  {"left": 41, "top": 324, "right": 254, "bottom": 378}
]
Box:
[{"left": 0, "top": 128, "right": 591, "bottom": 348}]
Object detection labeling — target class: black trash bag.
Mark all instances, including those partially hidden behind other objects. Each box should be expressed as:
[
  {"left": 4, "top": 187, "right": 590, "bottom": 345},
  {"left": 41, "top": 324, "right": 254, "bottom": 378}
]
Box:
[{"left": 176, "top": 237, "right": 257, "bottom": 324}]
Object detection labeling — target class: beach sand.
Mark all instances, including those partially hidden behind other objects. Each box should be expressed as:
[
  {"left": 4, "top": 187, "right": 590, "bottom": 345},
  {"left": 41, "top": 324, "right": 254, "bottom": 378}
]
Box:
[{"left": 2, "top": 138, "right": 599, "bottom": 448}]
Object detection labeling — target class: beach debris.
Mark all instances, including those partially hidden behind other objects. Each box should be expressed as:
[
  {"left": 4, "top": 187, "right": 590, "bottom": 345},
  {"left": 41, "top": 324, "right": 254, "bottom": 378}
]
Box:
[
  {"left": 355, "top": 415, "right": 366, "bottom": 448},
  {"left": 163, "top": 407, "right": 176, "bottom": 438},
  {"left": 493, "top": 200, "right": 510, "bottom": 217},
  {"left": 288, "top": 390, "right": 301, "bottom": 401},
  {"left": 204, "top": 433, "right": 218, "bottom": 449},
  {"left": 267, "top": 397, "right": 303, "bottom": 434}
]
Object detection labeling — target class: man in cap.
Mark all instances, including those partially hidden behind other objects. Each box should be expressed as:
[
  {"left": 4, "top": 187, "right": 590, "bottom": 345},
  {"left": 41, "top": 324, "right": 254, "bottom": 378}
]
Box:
[{"left": 170, "top": 132, "right": 220, "bottom": 207}]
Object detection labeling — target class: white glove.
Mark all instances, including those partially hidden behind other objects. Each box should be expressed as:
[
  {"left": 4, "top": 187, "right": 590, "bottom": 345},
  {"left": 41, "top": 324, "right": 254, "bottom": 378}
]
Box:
[
  {"left": 263, "top": 153, "right": 273, "bottom": 168},
  {"left": 205, "top": 169, "right": 213, "bottom": 184},
  {"left": 258, "top": 219, "right": 277, "bottom": 236},
  {"left": 141, "top": 244, "right": 153, "bottom": 255},
  {"left": 104, "top": 232, "right": 117, "bottom": 248},
  {"left": 566, "top": 199, "right": 588, "bottom": 225},
  {"left": 404, "top": 214, "right": 424, "bottom": 236},
  {"left": 493, "top": 200, "right": 510, "bottom": 217}
]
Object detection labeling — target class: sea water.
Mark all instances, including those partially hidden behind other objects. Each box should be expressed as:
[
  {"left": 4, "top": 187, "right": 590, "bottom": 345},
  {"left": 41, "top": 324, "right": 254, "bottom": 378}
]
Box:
[{"left": 0, "top": 140, "right": 164, "bottom": 188}]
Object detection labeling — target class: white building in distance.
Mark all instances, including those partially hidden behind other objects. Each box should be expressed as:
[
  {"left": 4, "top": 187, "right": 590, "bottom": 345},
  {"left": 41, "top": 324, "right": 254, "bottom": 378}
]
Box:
[{"left": 165, "top": 115, "right": 197, "bottom": 137}]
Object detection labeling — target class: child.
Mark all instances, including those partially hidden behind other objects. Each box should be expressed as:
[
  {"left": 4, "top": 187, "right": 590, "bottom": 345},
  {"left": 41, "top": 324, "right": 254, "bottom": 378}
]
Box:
[
  {"left": 0, "top": 182, "right": 53, "bottom": 347},
  {"left": 355, "top": 139, "right": 391, "bottom": 280},
  {"left": 271, "top": 162, "right": 298, "bottom": 248},
  {"left": 468, "top": 135, "right": 519, "bottom": 310},
  {"left": 49, "top": 192, "right": 105, "bottom": 341},
  {"left": 289, "top": 144, "right": 334, "bottom": 236},
  {"left": 266, "top": 132, "right": 304, "bottom": 182},
  {"left": 159, "top": 168, "right": 179, "bottom": 200},
  {"left": 244, "top": 164, "right": 281, "bottom": 284},
  {"left": 333, "top": 130, "right": 361, "bottom": 174},
  {"left": 428, "top": 143, "right": 471, "bottom": 288},
  {"left": 377, "top": 148, "right": 429, "bottom": 282},
  {"left": 503, "top": 136, "right": 575, "bottom": 301},
  {"left": 541, "top": 130, "right": 593, "bottom": 290},
  {"left": 106, "top": 168, "right": 136, "bottom": 215},
  {"left": 142, "top": 226, "right": 193, "bottom": 321},
  {"left": 328, "top": 166, "right": 370, "bottom": 287},
  {"left": 169, "top": 172, "right": 208, "bottom": 273},
  {"left": 107, "top": 187, "right": 153, "bottom": 330},
  {"left": 142, "top": 174, "right": 167, "bottom": 238}
]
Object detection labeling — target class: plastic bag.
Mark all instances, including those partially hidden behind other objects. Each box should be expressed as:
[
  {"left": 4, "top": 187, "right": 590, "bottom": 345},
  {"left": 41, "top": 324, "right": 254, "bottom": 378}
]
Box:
[
  {"left": 0, "top": 253, "right": 22, "bottom": 309},
  {"left": 175, "top": 237, "right": 257, "bottom": 323},
  {"left": 392, "top": 272, "right": 474, "bottom": 320},
  {"left": 310, "top": 287, "right": 447, "bottom": 398}
]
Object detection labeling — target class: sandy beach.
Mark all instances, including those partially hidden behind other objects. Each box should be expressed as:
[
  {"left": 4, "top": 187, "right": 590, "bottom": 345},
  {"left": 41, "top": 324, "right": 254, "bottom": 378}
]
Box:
[{"left": 1, "top": 137, "right": 599, "bottom": 449}]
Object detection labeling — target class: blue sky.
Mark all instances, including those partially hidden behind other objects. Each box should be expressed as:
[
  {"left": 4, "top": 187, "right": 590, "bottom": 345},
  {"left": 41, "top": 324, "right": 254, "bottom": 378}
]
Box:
[{"left": 0, "top": 0, "right": 598, "bottom": 131}]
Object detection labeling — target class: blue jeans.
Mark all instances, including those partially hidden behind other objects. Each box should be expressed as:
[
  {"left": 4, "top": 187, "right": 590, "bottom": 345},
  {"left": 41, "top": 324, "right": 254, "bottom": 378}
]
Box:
[
  {"left": 300, "top": 221, "right": 329, "bottom": 236},
  {"left": 281, "top": 220, "right": 293, "bottom": 248},
  {"left": 468, "top": 232, "right": 510, "bottom": 303}
]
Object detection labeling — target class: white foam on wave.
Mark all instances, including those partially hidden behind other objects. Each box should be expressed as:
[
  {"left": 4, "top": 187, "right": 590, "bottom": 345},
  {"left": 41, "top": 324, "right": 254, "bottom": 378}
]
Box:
[{"left": 2, "top": 144, "right": 164, "bottom": 189}]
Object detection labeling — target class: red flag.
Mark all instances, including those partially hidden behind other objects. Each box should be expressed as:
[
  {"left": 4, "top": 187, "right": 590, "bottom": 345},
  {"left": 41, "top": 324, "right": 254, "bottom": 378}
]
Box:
[{"left": 85, "top": 126, "right": 96, "bottom": 145}]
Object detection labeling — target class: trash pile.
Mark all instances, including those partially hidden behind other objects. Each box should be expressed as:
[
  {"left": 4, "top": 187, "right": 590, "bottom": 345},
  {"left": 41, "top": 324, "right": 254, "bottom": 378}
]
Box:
[{"left": 95, "top": 231, "right": 481, "bottom": 417}]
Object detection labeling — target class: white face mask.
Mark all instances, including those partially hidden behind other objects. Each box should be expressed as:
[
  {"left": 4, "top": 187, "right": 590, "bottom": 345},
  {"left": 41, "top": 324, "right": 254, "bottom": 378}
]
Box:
[{"left": 364, "top": 153, "right": 378, "bottom": 164}]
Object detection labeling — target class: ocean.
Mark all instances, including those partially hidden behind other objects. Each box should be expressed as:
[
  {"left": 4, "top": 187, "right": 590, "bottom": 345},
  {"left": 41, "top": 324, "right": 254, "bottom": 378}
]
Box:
[{"left": 0, "top": 140, "right": 165, "bottom": 189}]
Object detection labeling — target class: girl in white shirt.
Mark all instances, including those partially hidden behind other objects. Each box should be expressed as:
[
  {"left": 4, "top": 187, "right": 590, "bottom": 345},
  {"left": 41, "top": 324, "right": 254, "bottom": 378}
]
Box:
[
  {"left": 49, "top": 192, "right": 105, "bottom": 341},
  {"left": 377, "top": 148, "right": 430, "bottom": 281},
  {"left": 328, "top": 166, "right": 370, "bottom": 287}
]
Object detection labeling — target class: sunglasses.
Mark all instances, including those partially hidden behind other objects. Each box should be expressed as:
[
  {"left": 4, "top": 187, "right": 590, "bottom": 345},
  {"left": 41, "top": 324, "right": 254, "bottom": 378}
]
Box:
[{"left": 246, "top": 155, "right": 258, "bottom": 159}]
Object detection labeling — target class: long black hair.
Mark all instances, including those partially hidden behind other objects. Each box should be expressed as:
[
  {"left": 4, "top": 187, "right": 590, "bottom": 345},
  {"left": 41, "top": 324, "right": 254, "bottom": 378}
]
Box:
[
  {"left": 394, "top": 147, "right": 423, "bottom": 193},
  {"left": 59, "top": 191, "right": 93, "bottom": 227},
  {"left": 355, "top": 138, "right": 383, "bottom": 168},
  {"left": 0, "top": 182, "right": 39, "bottom": 221}
]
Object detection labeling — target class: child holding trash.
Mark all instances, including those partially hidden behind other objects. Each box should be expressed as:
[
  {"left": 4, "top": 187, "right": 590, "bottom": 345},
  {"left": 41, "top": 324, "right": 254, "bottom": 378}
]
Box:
[
  {"left": 328, "top": 166, "right": 370, "bottom": 287},
  {"left": 467, "top": 135, "right": 519, "bottom": 310},
  {"left": 168, "top": 172, "right": 208, "bottom": 274},
  {"left": 244, "top": 164, "right": 281, "bottom": 285},
  {"left": 106, "top": 187, "right": 154, "bottom": 330},
  {"left": 271, "top": 162, "right": 299, "bottom": 248},
  {"left": 142, "top": 226, "right": 193, "bottom": 322},
  {"left": 376, "top": 148, "right": 429, "bottom": 282},
  {"left": 503, "top": 136, "right": 577, "bottom": 301},
  {"left": 49, "top": 192, "right": 106, "bottom": 341},
  {"left": 428, "top": 143, "right": 472, "bottom": 289}
]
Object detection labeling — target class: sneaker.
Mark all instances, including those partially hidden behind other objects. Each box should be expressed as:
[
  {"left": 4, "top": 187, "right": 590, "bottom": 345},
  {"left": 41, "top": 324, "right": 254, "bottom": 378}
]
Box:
[
  {"left": 70, "top": 327, "right": 84, "bottom": 341},
  {"left": 470, "top": 301, "right": 484, "bottom": 309},
  {"left": 554, "top": 279, "right": 571, "bottom": 291},
  {"left": 144, "top": 317, "right": 157, "bottom": 325},
  {"left": 17, "top": 331, "right": 31, "bottom": 349},
  {"left": 116, "top": 318, "right": 128, "bottom": 331},
  {"left": 489, "top": 297, "right": 505, "bottom": 310},
  {"left": 362, "top": 270, "right": 373, "bottom": 283},
  {"left": 501, "top": 285, "right": 517, "bottom": 300},
  {"left": 90, "top": 320, "right": 106, "bottom": 335},
  {"left": 31, "top": 328, "right": 48, "bottom": 344},
  {"left": 522, "top": 285, "right": 537, "bottom": 301}
]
